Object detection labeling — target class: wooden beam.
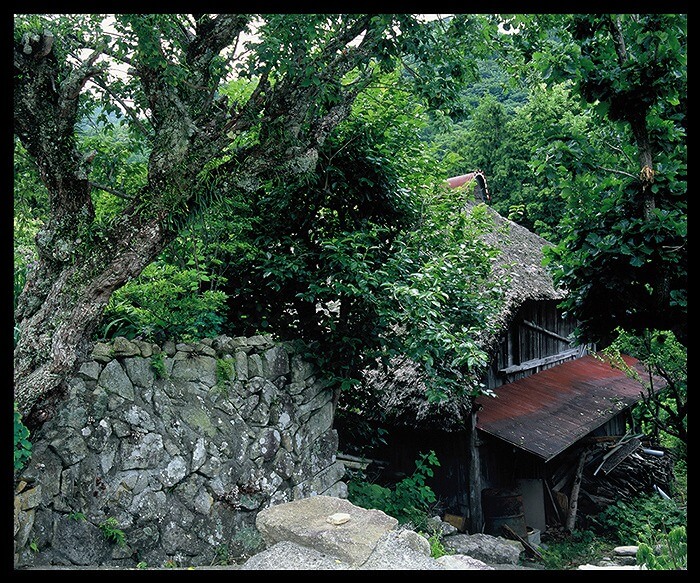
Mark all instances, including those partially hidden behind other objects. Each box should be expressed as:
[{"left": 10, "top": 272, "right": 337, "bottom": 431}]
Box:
[
  {"left": 544, "top": 479, "right": 563, "bottom": 525},
  {"left": 552, "top": 465, "right": 575, "bottom": 492},
  {"left": 521, "top": 319, "right": 573, "bottom": 343},
  {"left": 502, "top": 524, "right": 544, "bottom": 561},
  {"left": 596, "top": 437, "right": 641, "bottom": 475},
  {"left": 499, "top": 348, "right": 581, "bottom": 375}
]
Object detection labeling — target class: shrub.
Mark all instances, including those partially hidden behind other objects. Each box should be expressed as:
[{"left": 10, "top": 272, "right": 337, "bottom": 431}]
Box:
[
  {"left": 211, "top": 544, "right": 231, "bottom": 566},
  {"left": 590, "top": 492, "right": 687, "bottom": 546},
  {"left": 99, "top": 517, "right": 127, "bottom": 547},
  {"left": 637, "top": 524, "right": 687, "bottom": 570},
  {"left": 538, "top": 529, "right": 609, "bottom": 570},
  {"left": 150, "top": 352, "right": 167, "bottom": 379},
  {"left": 97, "top": 261, "right": 228, "bottom": 343},
  {"left": 425, "top": 530, "right": 449, "bottom": 558},
  {"left": 215, "top": 357, "right": 235, "bottom": 395},
  {"left": 347, "top": 450, "right": 440, "bottom": 530}
]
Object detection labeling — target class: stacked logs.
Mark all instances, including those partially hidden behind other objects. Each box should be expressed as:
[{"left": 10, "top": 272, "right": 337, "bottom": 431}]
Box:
[
  {"left": 546, "top": 436, "right": 676, "bottom": 529},
  {"left": 578, "top": 445, "right": 675, "bottom": 516}
]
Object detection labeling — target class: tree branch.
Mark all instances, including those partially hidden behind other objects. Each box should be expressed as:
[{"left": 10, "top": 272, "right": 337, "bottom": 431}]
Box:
[
  {"left": 220, "top": 70, "right": 270, "bottom": 136},
  {"left": 591, "top": 164, "right": 639, "bottom": 181},
  {"left": 605, "top": 139, "right": 637, "bottom": 168},
  {"left": 90, "top": 75, "right": 154, "bottom": 140},
  {"left": 187, "top": 13, "right": 249, "bottom": 67},
  {"left": 97, "top": 44, "right": 135, "bottom": 67},
  {"left": 607, "top": 15, "right": 628, "bottom": 66},
  {"left": 89, "top": 181, "right": 134, "bottom": 200}
]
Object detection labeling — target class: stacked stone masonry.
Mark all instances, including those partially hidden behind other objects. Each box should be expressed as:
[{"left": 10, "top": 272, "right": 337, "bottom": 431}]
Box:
[{"left": 14, "top": 335, "right": 347, "bottom": 568}]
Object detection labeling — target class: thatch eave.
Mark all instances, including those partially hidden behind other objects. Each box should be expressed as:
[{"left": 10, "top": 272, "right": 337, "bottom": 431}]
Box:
[{"left": 363, "top": 355, "right": 473, "bottom": 432}]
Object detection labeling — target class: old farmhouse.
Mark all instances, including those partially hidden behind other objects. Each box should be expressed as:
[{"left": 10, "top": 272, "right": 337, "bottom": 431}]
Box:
[{"left": 339, "top": 172, "right": 671, "bottom": 540}]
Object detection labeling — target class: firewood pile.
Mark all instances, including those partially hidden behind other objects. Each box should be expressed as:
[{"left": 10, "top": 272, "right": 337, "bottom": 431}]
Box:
[
  {"left": 579, "top": 445, "right": 675, "bottom": 514},
  {"left": 546, "top": 434, "right": 676, "bottom": 529}
]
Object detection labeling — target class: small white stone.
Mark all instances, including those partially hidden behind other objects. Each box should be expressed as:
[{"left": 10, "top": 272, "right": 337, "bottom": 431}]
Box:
[{"left": 326, "top": 512, "right": 351, "bottom": 525}]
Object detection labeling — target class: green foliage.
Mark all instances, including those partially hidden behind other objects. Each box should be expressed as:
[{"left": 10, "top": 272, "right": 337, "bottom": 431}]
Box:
[
  {"left": 14, "top": 403, "right": 32, "bottom": 472},
  {"left": 15, "top": 13, "right": 687, "bottom": 435},
  {"left": 18, "top": 13, "right": 499, "bottom": 417},
  {"left": 424, "top": 531, "right": 450, "bottom": 559},
  {"left": 541, "top": 489, "right": 687, "bottom": 569},
  {"left": 13, "top": 230, "right": 39, "bottom": 313},
  {"left": 377, "top": 190, "right": 502, "bottom": 402},
  {"left": 546, "top": 187, "right": 687, "bottom": 347},
  {"left": 230, "top": 525, "right": 266, "bottom": 560},
  {"left": 538, "top": 530, "right": 609, "bottom": 570},
  {"left": 429, "top": 61, "right": 595, "bottom": 243},
  {"left": 13, "top": 139, "right": 48, "bottom": 231},
  {"left": 150, "top": 352, "right": 167, "bottom": 380},
  {"left": 211, "top": 544, "right": 231, "bottom": 566},
  {"left": 14, "top": 139, "right": 44, "bottom": 348},
  {"left": 389, "top": 15, "right": 493, "bottom": 114},
  {"left": 97, "top": 261, "right": 228, "bottom": 343},
  {"left": 437, "top": 15, "right": 688, "bottom": 349},
  {"left": 211, "top": 70, "right": 503, "bottom": 414},
  {"left": 99, "top": 517, "right": 127, "bottom": 547},
  {"left": 347, "top": 451, "right": 440, "bottom": 529},
  {"left": 215, "top": 358, "right": 234, "bottom": 395},
  {"left": 637, "top": 525, "right": 686, "bottom": 570},
  {"left": 68, "top": 511, "right": 86, "bottom": 521},
  {"left": 514, "top": 14, "right": 687, "bottom": 348},
  {"left": 568, "top": 15, "right": 686, "bottom": 124},
  {"left": 589, "top": 493, "right": 686, "bottom": 546},
  {"left": 603, "top": 329, "right": 687, "bottom": 449},
  {"left": 78, "top": 108, "right": 149, "bottom": 217},
  {"left": 498, "top": 82, "right": 592, "bottom": 240},
  {"left": 672, "top": 455, "right": 687, "bottom": 504},
  {"left": 217, "top": 68, "right": 430, "bottom": 356}
]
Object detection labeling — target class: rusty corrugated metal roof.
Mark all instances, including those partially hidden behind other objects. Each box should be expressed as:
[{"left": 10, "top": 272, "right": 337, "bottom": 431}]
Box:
[{"left": 475, "top": 354, "right": 665, "bottom": 462}]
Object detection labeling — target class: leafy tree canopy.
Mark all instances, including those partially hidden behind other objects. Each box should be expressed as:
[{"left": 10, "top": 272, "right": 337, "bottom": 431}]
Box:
[{"left": 500, "top": 14, "right": 687, "bottom": 347}]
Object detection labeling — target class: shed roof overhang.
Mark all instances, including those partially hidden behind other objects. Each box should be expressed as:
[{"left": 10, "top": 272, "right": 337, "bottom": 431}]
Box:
[{"left": 474, "top": 354, "right": 666, "bottom": 462}]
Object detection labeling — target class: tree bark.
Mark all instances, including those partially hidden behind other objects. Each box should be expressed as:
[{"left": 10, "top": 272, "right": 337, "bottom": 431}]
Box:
[{"left": 14, "top": 216, "right": 168, "bottom": 422}]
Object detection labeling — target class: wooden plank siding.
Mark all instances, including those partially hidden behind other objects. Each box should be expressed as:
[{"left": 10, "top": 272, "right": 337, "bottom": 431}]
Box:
[{"left": 485, "top": 299, "right": 585, "bottom": 391}]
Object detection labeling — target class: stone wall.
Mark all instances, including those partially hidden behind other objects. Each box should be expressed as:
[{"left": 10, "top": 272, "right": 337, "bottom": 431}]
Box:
[{"left": 14, "top": 335, "right": 347, "bottom": 568}]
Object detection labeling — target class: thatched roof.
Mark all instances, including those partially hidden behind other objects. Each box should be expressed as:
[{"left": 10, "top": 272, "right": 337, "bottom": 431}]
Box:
[
  {"left": 362, "top": 354, "right": 473, "bottom": 432},
  {"left": 362, "top": 200, "right": 565, "bottom": 432},
  {"left": 473, "top": 202, "right": 565, "bottom": 356}
]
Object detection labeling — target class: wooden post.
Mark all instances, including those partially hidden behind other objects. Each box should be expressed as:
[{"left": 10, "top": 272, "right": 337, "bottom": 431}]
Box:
[
  {"left": 544, "top": 480, "right": 563, "bottom": 525},
  {"left": 467, "top": 410, "right": 483, "bottom": 533},
  {"left": 566, "top": 448, "right": 588, "bottom": 531}
]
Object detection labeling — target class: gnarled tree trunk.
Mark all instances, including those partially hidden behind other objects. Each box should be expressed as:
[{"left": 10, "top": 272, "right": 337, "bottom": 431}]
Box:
[{"left": 13, "top": 215, "right": 168, "bottom": 423}]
